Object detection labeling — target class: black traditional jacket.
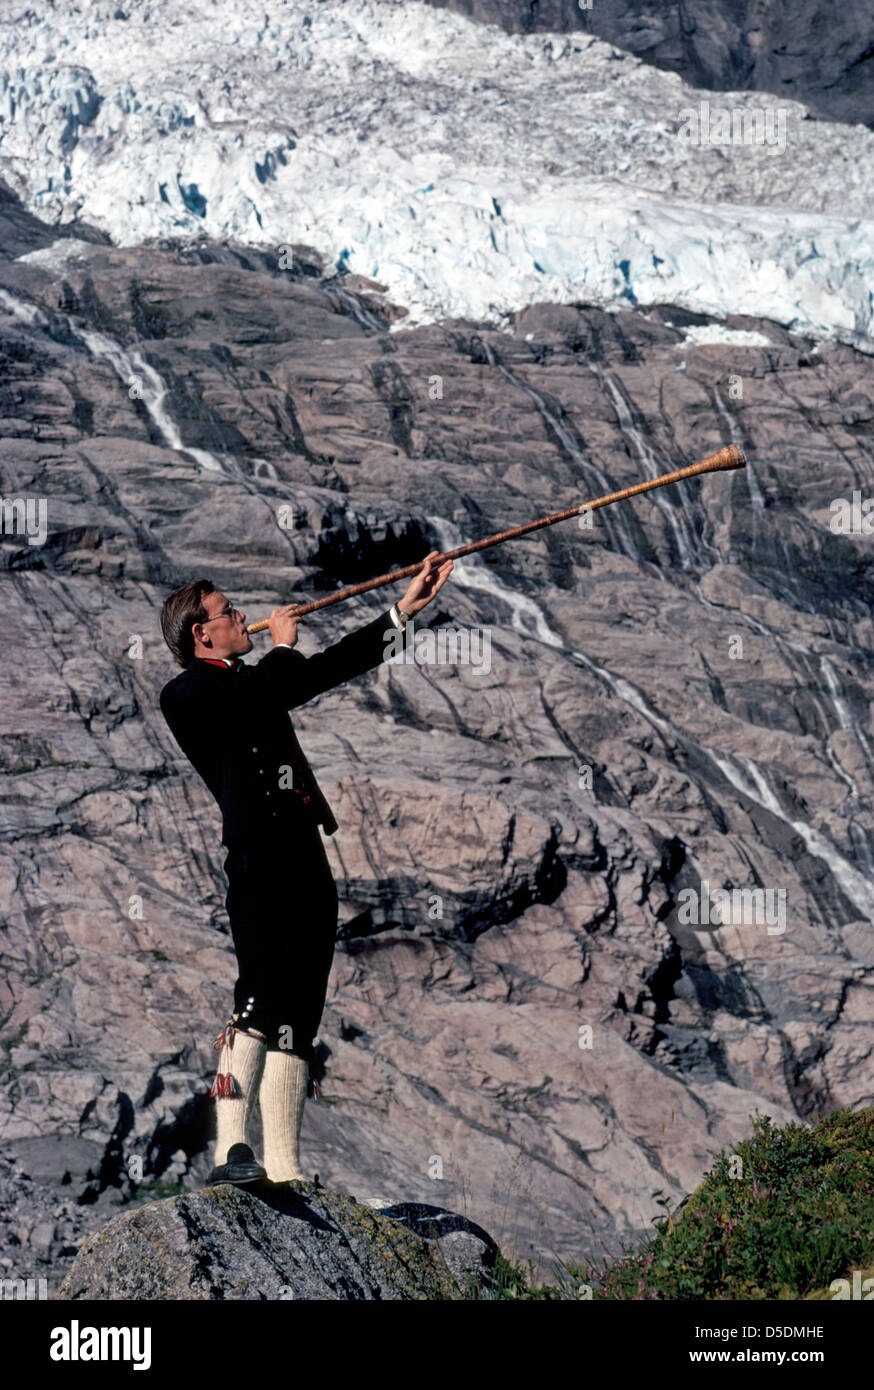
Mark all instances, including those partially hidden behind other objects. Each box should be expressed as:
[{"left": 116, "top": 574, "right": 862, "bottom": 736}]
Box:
[{"left": 160, "top": 607, "right": 399, "bottom": 847}]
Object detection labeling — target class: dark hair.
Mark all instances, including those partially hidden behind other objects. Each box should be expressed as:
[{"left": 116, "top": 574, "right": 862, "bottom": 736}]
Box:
[{"left": 160, "top": 578, "right": 215, "bottom": 667}]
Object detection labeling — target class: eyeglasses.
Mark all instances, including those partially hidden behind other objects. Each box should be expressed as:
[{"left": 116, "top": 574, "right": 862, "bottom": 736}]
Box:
[{"left": 199, "top": 602, "right": 239, "bottom": 626}]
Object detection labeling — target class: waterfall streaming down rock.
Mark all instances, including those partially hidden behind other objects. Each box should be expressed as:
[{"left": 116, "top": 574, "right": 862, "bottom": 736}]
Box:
[
  {"left": 589, "top": 362, "right": 706, "bottom": 569},
  {"left": 478, "top": 340, "right": 645, "bottom": 567},
  {"left": 0, "top": 288, "right": 226, "bottom": 474},
  {"left": 430, "top": 494, "right": 874, "bottom": 927},
  {"left": 426, "top": 513, "right": 564, "bottom": 648}
]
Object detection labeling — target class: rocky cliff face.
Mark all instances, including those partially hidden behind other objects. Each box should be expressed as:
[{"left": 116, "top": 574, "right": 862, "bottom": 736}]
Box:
[
  {"left": 2, "top": 177, "right": 873, "bottom": 1291},
  {"left": 424, "top": 0, "right": 874, "bottom": 128}
]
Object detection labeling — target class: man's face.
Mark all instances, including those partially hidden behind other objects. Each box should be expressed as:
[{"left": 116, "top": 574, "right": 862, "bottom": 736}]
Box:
[{"left": 192, "top": 591, "right": 253, "bottom": 660}]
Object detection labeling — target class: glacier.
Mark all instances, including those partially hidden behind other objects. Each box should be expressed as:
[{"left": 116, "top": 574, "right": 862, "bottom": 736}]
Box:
[{"left": 1, "top": 0, "right": 873, "bottom": 349}]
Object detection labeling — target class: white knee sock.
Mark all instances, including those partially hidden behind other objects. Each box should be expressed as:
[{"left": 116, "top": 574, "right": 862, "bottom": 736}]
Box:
[
  {"left": 259, "top": 1050, "right": 308, "bottom": 1181},
  {"left": 212, "top": 1027, "right": 266, "bottom": 1166}
]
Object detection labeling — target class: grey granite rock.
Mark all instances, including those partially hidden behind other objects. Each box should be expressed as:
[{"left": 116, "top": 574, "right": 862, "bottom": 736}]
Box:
[{"left": 54, "top": 1183, "right": 498, "bottom": 1301}]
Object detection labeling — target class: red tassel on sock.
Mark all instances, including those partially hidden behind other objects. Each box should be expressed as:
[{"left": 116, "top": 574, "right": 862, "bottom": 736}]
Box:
[
  {"left": 212, "top": 1023, "right": 237, "bottom": 1052},
  {"left": 209, "top": 1072, "right": 241, "bottom": 1098},
  {"left": 210, "top": 1021, "right": 240, "bottom": 1098}
]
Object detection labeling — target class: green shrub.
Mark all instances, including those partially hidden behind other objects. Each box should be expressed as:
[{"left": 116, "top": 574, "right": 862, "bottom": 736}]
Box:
[
  {"left": 471, "top": 1107, "right": 874, "bottom": 1300},
  {"left": 594, "top": 1107, "right": 874, "bottom": 1300}
]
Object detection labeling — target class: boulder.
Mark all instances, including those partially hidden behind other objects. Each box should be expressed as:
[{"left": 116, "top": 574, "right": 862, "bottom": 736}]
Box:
[{"left": 55, "top": 1184, "right": 499, "bottom": 1301}]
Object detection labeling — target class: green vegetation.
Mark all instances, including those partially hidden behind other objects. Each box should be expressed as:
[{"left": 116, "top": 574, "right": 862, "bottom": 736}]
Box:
[
  {"left": 467, "top": 1108, "right": 874, "bottom": 1300},
  {"left": 130, "top": 1176, "right": 193, "bottom": 1200},
  {"left": 464, "top": 1253, "right": 595, "bottom": 1300}
]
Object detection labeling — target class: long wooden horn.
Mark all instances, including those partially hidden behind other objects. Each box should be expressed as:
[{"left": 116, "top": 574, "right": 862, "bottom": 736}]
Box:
[{"left": 246, "top": 443, "right": 745, "bottom": 633}]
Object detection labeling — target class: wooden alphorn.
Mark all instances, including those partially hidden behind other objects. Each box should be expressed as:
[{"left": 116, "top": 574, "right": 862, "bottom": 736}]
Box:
[{"left": 246, "top": 443, "right": 746, "bottom": 633}]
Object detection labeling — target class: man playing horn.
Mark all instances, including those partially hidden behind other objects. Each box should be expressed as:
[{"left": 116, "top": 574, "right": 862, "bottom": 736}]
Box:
[{"left": 158, "top": 551, "right": 453, "bottom": 1187}]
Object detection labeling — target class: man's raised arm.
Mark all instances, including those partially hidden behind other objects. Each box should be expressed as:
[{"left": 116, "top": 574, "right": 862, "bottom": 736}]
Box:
[
  {"left": 255, "top": 605, "right": 401, "bottom": 709},
  {"left": 252, "top": 550, "right": 454, "bottom": 710}
]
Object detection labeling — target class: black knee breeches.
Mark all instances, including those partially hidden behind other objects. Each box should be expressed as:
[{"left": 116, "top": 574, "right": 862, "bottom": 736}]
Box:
[{"left": 222, "top": 823, "right": 339, "bottom": 1067}]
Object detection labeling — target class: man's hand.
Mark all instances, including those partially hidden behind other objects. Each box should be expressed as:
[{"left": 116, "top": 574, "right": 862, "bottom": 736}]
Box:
[
  {"left": 398, "top": 550, "right": 454, "bottom": 617},
  {"left": 268, "top": 604, "right": 305, "bottom": 648}
]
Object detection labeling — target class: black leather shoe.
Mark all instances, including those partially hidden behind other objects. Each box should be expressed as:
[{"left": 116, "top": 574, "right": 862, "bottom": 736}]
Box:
[{"left": 206, "top": 1143, "right": 267, "bottom": 1186}]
